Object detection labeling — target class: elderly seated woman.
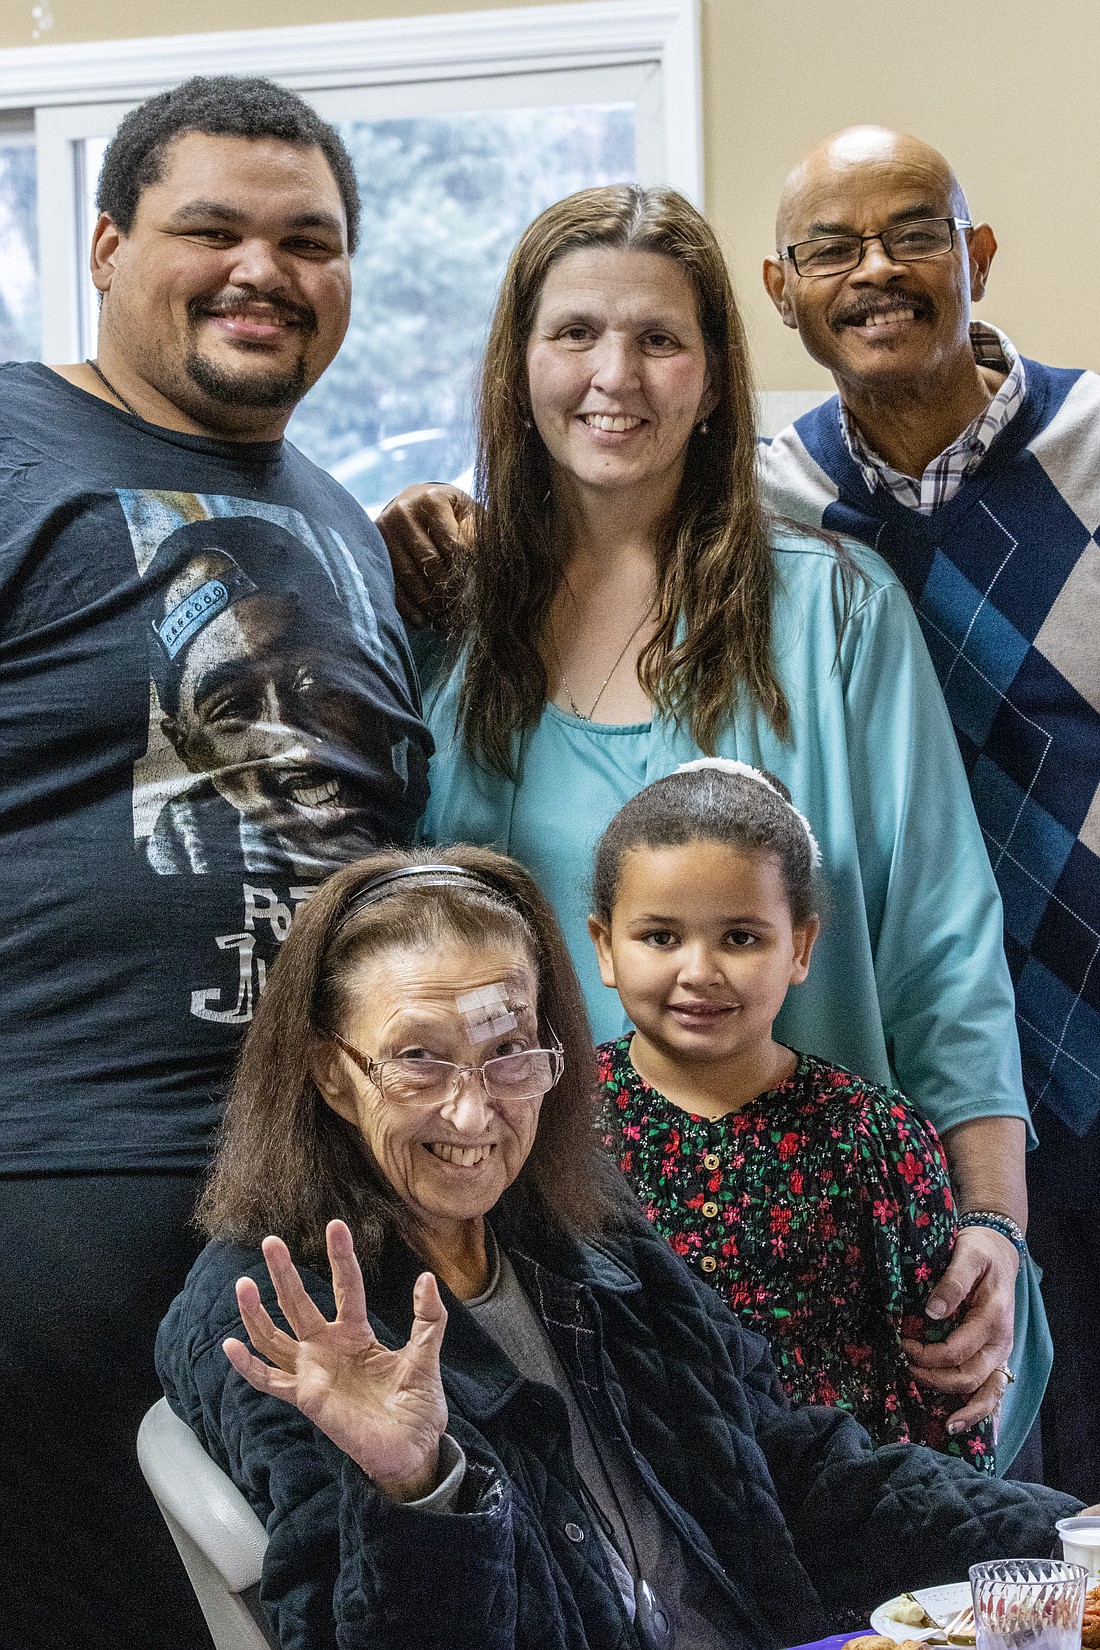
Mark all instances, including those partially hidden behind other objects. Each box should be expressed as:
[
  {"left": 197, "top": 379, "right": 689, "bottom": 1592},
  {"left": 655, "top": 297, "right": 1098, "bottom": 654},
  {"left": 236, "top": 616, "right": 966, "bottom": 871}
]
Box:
[{"left": 158, "top": 846, "right": 1081, "bottom": 1650}]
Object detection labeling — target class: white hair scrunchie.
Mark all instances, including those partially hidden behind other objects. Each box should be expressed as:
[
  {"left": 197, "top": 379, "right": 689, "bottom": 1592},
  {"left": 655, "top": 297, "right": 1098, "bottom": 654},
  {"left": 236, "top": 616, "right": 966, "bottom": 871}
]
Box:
[{"left": 673, "top": 758, "right": 823, "bottom": 869}]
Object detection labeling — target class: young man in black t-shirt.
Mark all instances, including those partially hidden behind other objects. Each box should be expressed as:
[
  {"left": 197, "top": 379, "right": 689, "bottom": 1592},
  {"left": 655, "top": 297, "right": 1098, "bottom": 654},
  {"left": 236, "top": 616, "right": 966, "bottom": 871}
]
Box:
[{"left": 0, "top": 75, "right": 431, "bottom": 1650}]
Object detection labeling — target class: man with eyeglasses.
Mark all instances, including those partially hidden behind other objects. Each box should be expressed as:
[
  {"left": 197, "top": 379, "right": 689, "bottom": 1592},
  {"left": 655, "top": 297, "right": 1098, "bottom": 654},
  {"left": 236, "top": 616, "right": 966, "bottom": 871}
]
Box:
[{"left": 760, "top": 125, "right": 1100, "bottom": 1501}]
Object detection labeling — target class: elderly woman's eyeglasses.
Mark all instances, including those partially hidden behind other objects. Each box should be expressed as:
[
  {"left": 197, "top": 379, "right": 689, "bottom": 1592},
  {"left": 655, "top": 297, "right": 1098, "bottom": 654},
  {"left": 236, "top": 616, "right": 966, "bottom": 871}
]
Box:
[
  {"left": 330, "top": 1032, "right": 565, "bottom": 1105},
  {"left": 779, "top": 216, "right": 972, "bottom": 279}
]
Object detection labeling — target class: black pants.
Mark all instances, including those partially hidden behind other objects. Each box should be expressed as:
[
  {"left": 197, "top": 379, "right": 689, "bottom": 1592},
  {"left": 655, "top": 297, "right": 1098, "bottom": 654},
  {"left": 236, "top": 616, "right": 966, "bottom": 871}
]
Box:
[
  {"left": 0, "top": 1172, "right": 213, "bottom": 1650},
  {"left": 1027, "top": 1205, "right": 1100, "bottom": 1501}
]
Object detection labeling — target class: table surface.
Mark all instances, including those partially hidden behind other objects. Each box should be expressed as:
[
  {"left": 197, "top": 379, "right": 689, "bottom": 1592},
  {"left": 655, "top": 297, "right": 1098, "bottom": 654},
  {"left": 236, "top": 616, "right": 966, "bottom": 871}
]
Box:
[{"left": 784, "top": 1636, "right": 867, "bottom": 1650}]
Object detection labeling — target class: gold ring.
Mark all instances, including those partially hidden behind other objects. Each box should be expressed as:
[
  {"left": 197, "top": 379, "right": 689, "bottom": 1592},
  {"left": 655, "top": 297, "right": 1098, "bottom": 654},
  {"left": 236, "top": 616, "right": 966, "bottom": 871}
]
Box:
[{"left": 997, "top": 1364, "right": 1016, "bottom": 1384}]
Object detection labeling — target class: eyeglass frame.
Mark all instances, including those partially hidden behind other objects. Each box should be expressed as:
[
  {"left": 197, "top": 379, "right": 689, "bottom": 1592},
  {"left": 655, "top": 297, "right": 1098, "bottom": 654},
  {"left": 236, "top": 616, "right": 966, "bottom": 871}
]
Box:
[
  {"left": 778, "top": 215, "right": 973, "bottom": 279},
  {"left": 328, "top": 1030, "right": 566, "bottom": 1105}
]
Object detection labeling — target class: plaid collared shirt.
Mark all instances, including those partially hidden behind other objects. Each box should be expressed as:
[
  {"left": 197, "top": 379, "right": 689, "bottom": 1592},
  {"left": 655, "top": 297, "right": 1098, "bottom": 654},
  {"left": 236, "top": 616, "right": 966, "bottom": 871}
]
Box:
[{"left": 839, "top": 323, "right": 1027, "bottom": 514}]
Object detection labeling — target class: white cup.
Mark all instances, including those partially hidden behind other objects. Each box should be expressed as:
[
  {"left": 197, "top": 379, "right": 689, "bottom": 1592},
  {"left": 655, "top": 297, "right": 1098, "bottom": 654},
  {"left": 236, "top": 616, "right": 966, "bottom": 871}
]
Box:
[{"left": 1057, "top": 1516, "right": 1100, "bottom": 1580}]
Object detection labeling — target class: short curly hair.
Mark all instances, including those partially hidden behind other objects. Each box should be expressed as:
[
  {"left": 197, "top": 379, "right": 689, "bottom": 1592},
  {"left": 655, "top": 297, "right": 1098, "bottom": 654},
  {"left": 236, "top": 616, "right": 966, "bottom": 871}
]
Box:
[{"left": 96, "top": 75, "right": 361, "bottom": 254}]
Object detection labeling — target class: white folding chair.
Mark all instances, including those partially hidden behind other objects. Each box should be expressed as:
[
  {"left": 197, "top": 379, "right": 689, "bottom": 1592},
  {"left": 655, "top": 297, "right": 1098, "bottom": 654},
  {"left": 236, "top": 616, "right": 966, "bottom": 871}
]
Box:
[{"left": 138, "top": 1397, "right": 276, "bottom": 1650}]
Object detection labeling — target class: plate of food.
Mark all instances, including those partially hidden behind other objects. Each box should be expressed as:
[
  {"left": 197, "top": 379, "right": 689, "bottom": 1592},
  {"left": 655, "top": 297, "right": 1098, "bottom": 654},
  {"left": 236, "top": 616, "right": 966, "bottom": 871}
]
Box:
[
  {"left": 867, "top": 1582, "right": 975, "bottom": 1644},
  {"left": 858, "top": 1580, "right": 1100, "bottom": 1648}
]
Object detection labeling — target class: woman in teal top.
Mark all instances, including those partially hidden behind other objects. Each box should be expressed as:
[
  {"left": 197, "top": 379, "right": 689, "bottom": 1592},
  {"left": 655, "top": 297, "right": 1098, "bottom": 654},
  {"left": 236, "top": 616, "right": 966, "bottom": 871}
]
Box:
[{"left": 400, "top": 183, "right": 1047, "bottom": 1467}]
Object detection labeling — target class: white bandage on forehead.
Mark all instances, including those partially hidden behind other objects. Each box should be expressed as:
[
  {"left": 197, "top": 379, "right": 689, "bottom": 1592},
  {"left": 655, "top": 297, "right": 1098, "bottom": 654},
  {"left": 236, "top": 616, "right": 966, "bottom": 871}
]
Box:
[{"left": 454, "top": 985, "right": 518, "bottom": 1044}]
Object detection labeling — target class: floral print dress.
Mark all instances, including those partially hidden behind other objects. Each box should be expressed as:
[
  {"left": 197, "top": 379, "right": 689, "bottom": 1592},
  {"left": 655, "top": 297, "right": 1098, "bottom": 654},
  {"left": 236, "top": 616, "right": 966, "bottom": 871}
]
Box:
[{"left": 596, "top": 1035, "right": 994, "bottom": 1471}]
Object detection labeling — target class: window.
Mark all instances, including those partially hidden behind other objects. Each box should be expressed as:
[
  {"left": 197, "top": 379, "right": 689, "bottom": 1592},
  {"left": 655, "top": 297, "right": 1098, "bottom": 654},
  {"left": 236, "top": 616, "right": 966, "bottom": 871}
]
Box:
[
  {"left": 0, "top": 1, "right": 700, "bottom": 498},
  {"left": 0, "top": 115, "right": 38, "bottom": 361}
]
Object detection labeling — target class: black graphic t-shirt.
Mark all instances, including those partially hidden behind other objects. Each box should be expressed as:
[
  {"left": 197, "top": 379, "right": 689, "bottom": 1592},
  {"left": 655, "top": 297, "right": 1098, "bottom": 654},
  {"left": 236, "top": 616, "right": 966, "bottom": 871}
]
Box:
[{"left": 0, "top": 362, "right": 432, "bottom": 1171}]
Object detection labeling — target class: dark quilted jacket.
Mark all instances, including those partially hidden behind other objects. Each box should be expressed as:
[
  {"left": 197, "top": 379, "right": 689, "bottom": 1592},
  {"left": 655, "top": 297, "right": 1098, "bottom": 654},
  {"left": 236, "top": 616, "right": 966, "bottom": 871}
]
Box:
[{"left": 157, "top": 1218, "right": 1078, "bottom": 1650}]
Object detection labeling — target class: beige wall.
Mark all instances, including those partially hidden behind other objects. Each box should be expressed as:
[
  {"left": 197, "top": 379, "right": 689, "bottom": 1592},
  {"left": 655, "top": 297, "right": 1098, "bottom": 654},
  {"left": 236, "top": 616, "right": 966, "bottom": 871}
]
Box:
[{"left": 5, "top": 0, "right": 1098, "bottom": 386}]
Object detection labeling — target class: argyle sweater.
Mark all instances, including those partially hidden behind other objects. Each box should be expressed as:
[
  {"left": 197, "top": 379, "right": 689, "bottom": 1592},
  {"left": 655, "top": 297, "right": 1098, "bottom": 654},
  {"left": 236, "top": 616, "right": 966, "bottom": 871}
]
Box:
[{"left": 761, "top": 358, "right": 1100, "bottom": 1205}]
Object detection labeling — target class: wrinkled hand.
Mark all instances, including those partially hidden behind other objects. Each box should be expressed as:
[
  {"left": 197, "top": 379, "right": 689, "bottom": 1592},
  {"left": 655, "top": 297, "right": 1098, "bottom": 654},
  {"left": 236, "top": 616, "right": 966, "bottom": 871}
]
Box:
[
  {"left": 901, "top": 1226, "right": 1019, "bottom": 1432},
  {"left": 375, "top": 482, "right": 476, "bottom": 628},
  {"left": 224, "top": 1219, "right": 448, "bottom": 1501}
]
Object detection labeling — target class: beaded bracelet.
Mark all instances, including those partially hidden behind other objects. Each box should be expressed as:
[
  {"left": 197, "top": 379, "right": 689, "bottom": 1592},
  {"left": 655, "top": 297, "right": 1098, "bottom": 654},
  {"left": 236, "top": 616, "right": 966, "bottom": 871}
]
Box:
[{"left": 957, "top": 1210, "right": 1028, "bottom": 1255}]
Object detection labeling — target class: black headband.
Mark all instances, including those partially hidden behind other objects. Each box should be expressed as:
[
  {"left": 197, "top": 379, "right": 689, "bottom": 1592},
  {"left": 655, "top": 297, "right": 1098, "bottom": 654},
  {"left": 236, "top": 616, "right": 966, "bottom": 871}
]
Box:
[{"left": 337, "top": 863, "right": 517, "bottom": 928}]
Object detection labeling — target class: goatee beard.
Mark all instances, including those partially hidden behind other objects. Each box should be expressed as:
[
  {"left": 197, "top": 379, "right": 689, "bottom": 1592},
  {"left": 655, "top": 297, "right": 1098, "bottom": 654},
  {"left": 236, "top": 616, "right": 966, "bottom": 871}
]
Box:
[{"left": 185, "top": 350, "right": 308, "bottom": 411}]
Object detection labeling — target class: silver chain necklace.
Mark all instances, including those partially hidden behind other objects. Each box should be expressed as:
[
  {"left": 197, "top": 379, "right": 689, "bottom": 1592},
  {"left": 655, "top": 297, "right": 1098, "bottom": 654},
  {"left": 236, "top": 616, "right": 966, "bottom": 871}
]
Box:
[{"left": 549, "top": 576, "right": 655, "bottom": 722}]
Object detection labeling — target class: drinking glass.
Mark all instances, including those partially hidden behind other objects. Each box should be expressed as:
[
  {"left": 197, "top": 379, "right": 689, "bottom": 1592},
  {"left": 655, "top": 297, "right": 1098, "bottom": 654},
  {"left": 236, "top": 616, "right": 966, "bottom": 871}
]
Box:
[{"left": 969, "top": 1559, "right": 1087, "bottom": 1650}]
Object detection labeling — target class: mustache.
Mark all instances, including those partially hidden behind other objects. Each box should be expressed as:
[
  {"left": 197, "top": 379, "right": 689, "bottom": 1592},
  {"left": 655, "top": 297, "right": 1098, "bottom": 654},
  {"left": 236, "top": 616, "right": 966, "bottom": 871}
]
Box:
[
  {"left": 832, "top": 287, "right": 932, "bottom": 328},
  {"left": 188, "top": 286, "right": 317, "bottom": 332}
]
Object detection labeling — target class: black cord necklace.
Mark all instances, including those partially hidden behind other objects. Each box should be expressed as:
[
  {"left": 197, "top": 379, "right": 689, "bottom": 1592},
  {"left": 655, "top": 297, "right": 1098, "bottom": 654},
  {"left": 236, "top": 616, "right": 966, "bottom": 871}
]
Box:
[
  {"left": 572, "top": 1405, "right": 674, "bottom": 1650},
  {"left": 85, "top": 358, "right": 140, "bottom": 419}
]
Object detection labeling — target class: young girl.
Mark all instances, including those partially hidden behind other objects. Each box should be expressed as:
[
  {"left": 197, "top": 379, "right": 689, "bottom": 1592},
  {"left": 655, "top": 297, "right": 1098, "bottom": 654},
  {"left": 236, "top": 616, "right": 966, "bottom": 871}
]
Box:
[{"left": 589, "top": 759, "right": 994, "bottom": 1470}]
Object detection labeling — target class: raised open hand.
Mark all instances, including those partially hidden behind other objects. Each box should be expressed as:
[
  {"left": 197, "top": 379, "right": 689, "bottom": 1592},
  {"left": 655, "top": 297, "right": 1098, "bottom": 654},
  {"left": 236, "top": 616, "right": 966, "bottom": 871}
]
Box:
[{"left": 223, "top": 1219, "right": 449, "bottom": 1502}]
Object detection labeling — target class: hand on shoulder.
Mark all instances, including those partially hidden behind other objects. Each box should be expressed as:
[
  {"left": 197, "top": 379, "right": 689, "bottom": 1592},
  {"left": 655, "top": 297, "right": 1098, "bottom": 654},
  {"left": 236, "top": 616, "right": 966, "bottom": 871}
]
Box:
[{"left": 375, "top": 482, "right": 476, "bottom": 628}]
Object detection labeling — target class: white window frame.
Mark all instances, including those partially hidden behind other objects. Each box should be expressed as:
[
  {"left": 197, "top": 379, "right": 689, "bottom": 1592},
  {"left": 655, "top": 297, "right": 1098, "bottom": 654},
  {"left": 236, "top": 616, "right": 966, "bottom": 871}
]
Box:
[{"left": 0, "top": 0, "right": 701, "bottom": 363}]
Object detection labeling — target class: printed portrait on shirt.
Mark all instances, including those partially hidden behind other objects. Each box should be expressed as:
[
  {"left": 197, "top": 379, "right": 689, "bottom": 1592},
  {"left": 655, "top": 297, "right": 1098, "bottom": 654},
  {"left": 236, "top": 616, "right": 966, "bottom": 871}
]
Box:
[{"left": 121, "top": 491, "right": 425, "bottom": 878}]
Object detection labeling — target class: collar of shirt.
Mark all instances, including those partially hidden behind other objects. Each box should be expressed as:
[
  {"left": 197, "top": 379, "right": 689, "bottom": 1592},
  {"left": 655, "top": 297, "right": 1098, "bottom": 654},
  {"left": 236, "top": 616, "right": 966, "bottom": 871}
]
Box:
[{"left": 837, "top": 323, "right": 1027, "bottom": 514}]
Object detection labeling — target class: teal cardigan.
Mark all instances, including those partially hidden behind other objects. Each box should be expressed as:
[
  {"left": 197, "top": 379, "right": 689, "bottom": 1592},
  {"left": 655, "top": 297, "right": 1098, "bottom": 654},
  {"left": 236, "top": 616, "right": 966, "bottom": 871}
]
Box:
[{"left": 420, "top": 529, "right": 1050, "bottom": 1468}]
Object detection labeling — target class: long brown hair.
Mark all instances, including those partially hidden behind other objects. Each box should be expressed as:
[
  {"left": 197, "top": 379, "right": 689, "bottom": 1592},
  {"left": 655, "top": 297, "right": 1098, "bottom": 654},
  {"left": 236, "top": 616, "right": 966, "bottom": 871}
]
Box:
[
  {"left": 456, "top": 183, "right": 788, "bottom": 776},
  {"left": 198, "top": 845, "right": 622, "bottom": 1271}
]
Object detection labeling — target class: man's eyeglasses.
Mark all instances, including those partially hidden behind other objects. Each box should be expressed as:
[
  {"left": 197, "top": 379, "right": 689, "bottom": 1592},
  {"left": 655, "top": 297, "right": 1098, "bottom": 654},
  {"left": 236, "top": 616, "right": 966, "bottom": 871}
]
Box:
[
  {"left": 330, "top": 1032, "right": 565, "bottom": 1106},
  {"left": 779, "top": 216, "right": 972, "bottom": 279}
]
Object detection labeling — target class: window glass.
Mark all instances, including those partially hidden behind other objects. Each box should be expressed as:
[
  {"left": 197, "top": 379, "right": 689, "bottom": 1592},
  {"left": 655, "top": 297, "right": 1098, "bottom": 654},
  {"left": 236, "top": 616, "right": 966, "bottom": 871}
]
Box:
[
  {"left": 287, "top": 104, "right": 635, "bottom": 512},
  {"left": 80, "top": 136, "right": 108, "bottom": 358},
  {"left": 0, "top": 140, "right": 40, "bottom": 362}
]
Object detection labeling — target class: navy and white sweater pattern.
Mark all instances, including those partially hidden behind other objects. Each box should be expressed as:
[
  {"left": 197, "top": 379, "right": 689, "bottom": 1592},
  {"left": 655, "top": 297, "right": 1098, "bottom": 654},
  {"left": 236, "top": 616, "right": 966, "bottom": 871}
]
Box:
[{"left": 760, "top": 358, "right": 1100, "bottom": 1199}]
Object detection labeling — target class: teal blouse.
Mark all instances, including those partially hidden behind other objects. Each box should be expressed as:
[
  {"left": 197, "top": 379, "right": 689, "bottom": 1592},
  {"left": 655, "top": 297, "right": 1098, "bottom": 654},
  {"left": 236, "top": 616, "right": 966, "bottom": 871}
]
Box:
[
  {"left": 419, "top": 529, "right": 1050, "bottom": 1469},
  {"left": 505, "top": 704, "right": 649, "bottom": 1039}
]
